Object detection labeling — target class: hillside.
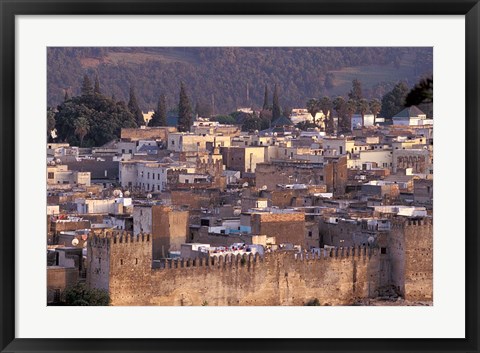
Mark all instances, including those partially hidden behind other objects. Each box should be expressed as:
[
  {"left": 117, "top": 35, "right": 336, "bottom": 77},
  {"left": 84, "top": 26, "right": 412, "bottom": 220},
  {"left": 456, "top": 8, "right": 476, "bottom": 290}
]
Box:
[{"left": 47, "top": 47, "right": 432, "bottom": 115}]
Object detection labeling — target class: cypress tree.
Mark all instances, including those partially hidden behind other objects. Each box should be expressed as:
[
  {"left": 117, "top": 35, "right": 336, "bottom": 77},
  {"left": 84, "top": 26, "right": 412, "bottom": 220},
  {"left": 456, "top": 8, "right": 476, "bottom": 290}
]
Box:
[
  {"left": 178, "top": 82, "right": 192, "bottom": 132},
  {"left": 150, "top": 94, "right": 167, "bottom": 127},
  {"left": 271, "top": 84, "right": 281, "bottom": 120},
  {"left": 94, "top": 74, "right": 101, "bottom": 95},
  {"left": 348, "top": 79, "right": 363, "bottom": 101},
  {"left": 262, "top": 84, "right": 269, "bottom": 110},
  {"left": 128, "top": 85, "right": 144, "bottom": 126},
  {"left": 81, "top": 74, "right": 93, "bottom": 96},
  {"left": 64, "top": 89, "right": 70, "bottom": 102}
]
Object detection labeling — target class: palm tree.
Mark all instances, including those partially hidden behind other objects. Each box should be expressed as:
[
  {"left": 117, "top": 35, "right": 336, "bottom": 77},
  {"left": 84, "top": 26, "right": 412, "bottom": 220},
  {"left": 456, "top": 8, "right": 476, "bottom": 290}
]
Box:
[
  {"left": 357, "top": 98, "right": 370, "bottom": 128},
  {"left": 369, "top": 98, "right": 382, "bottom": 121},
  {"left": 74, "top": 116, "right": 90, "bottom": 146},
  {"left": 319, "top": 96, "right": 333, "bottom": 134},
  {"left": 306, "top": 98, "right": 320, "bottom": 125}
]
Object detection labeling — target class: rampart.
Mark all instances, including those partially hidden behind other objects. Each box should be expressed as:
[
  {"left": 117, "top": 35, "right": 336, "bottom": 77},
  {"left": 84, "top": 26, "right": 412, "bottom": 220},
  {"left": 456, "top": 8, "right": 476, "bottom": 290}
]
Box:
[{"left": 87, "top": 231, "right": 383, "bottom": 306}]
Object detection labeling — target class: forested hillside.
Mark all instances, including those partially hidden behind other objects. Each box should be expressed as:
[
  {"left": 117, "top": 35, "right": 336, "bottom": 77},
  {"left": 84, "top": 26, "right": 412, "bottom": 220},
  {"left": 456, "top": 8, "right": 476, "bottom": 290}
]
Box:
[{"left": 47, "top": 47, "right": 432, "bottom": 114}]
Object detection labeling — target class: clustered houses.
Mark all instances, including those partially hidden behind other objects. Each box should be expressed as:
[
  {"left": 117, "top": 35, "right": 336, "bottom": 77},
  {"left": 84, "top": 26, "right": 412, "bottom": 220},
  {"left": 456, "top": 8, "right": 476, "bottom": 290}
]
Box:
[{"left": 47, "top": 105, "right": 434, "bottom": 306}]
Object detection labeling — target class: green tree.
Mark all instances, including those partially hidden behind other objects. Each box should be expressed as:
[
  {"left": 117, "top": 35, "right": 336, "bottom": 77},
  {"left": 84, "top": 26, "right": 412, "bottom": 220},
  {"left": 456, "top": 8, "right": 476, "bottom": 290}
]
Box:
[
  {"left": 213, "top": 115, "right": 236, "bottom": 125},
  {"left": 150, "top": 94, "right": 167, "bottom": 127},
  {"left": 54, "top": 90, "right": 136, "bottom": 147},
  {"left": 47, "top": 108, "right": 56, "bottom": 140},
  {"left": 345, "top": 99, "right": 357, "bottom": 132},
  {"left": 74, "top": 116, "right": 90, "bottom": 146},
  {"left": 64, "top": 90, "right": 70, "bottom": 102},
  {"left": 94, "top": 74, "right": 101, "bottom": 95},
  {"left": 64, "top": 283, "right": 110, "bottom": 306},
  {"left": 319, "top": 96, "right": 333, "bottom": 134},
  {"left": 348, "top": 78, "right": 363, "bottom": 101},
  {"left": 305, "top": 298, "right": 321, "bottom": 306},
  {"left": 333, "top": 96, "right": 346, "bottom": 134},
  {"left": 262, "top": 84, "right": 269, "bottom": 110},
  {"left": 405, "top": 76, "right": 433, "bottom": 106},
  {"left": 242, "top": 113, "right": 262, "bottom": 132},
  {"left": 369, "top": 98, "right": 382, "bottom": 121},
  {"left": 81, "top": 74, "right": 93, "bottom": 96},
  {"left": 272, "top": 84, "right": 281, "bottom": 120},
  {"left": 282, "top": 106, "right": 292, "bottom": 118},
  {"left": 259, "top": 109, "right": 272, "bottom": 129},
  {"left": 380, "top": 81, "right": 409, "bottom": 119},
  {"left": 128, "top": 85, "right": 143, "bottom": 126},
  {"left": 357, "top": 98, "right": 370, "bottom": 128},
  {"left": 178, "top": 81, "right": 193, "bottom": 132},
  {"left": 306, "top": 98, "right": 320, "bottom": 125}
]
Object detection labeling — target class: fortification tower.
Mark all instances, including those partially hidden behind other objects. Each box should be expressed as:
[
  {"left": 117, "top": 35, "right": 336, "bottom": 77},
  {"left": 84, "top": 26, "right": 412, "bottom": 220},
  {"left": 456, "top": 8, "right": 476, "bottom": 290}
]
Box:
[
  {"left": 389, "top": 217, "right": 433, "bottom": 301},
  {"left": 87, "top": 231, "right": 152, "bottom": 303}
]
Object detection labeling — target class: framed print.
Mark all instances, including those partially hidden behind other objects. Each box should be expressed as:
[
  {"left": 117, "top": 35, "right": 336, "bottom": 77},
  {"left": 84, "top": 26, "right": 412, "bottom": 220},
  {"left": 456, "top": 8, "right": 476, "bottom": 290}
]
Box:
[{"left": 1, "top": 0, "right": 479, "bottom": 352}]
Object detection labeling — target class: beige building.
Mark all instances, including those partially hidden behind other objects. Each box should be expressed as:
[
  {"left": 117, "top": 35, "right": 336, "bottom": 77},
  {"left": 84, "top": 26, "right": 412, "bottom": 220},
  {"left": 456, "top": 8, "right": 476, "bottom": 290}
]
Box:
[
  {"left": 119, "top": 160, "right": 195, "bottom": 192},
  {"left": 167, "top": 133, "right": 231, "bottom": 153},
  {"left": 220, "top": 146, "right": 266, "bottom": 174},
  {"left": 348, "top": 149, "right": 393, "bottom": 170},
  {"left": 322, "top": 137, "right": 355, "bottom": 156},
  {"left": 392, "top": 148, "right": 432, "bottom": 174},
  {"left": 47, "top": 164, "right": 91, "bottom": 186}
]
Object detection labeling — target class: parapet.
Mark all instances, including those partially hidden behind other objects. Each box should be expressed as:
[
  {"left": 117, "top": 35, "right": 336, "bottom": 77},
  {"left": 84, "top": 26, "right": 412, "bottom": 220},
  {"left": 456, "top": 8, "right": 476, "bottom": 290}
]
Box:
[
  {"left": 159, "top": 252, "right": 262, "bottom": 270},
  {"left": 155, "top": 246, "right": 376, "bottom": 271},
  {"left": 88, "top": 231, "right": 151, "bottom": 247},
  {"left": 391, "top": 217, "right": 433, "bottom": 228},
  {"left": 295, "top": 246, "right": 376, "bottom": 261}
]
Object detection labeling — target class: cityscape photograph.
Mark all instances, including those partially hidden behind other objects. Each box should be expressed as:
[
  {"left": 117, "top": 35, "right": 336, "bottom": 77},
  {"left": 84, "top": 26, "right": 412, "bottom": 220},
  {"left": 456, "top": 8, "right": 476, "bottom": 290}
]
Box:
[{"left": 46, "top": 47, "right": 433, "bottom": 306}]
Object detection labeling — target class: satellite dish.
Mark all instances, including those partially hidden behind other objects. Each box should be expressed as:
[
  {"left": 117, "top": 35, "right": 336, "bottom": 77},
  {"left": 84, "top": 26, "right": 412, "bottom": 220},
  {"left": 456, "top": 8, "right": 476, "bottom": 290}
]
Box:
[
  {"left": 367, "top": 236, "right": 375, "bottom": 244},
  {"left": 340, "top": 134, "right": 345, "bottom": 138},
  {"left": 242, "top": 182, "right": 249, "bottom": 188},
  {"left": 55, "top": 158, "right": 62, "bottom": 164},
  {"left": 124, "top": 190, "right": 131, "bottom": 197},
  {"left": 273, "top": 132, "right": 278, "bottom": 137},
  {"left": 237, "top": 200, "right": 242, "bottom": 205},
  {"left": 233, "top": 209, "right": 242, "bottom": 216},
  {"left": 113, "top": 189, "right": 121, "bottom": 197},
  {"left": 261, "top": 185, "right": 267, "bottom": 190},
  {"left": 147, "top": 194, "right": 152, "bottom": 199},
  {"left": 72, "top": 238, "right": 79, "bottom": 246}
]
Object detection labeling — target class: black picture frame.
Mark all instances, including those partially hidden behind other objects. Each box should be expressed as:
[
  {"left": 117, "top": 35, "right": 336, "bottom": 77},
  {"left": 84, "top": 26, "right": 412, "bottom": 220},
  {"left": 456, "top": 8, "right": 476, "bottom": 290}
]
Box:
[{"left": 1, "top": 1, "right": 479, "bottom": 352}]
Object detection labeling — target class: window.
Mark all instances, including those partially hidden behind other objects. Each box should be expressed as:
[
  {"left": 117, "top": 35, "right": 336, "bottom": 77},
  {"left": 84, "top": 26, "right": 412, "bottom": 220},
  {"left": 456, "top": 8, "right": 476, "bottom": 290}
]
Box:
[
  {"left": 122, "top": 149, "right": 125, "bottom": 153},
  {"left": 171, "top": 140, "right": 175, "bottom": 145},
  {"left": 308, "top": 231, "right": 312, "bottom": 237},
  {"left": 120, "top": 259, "right": 123, "bottom": 265},
  {"left": 47, "top": 172, "right": 54, "bottom": 179},
  {"left": 381, "top": 247, "right": 387, "bottom": 254},
  {"left": 135, "top": 258, "right": 138, "bottom": 265},
  {"left": 147, "top": 172, "right": 150, "bottom": 179}
]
